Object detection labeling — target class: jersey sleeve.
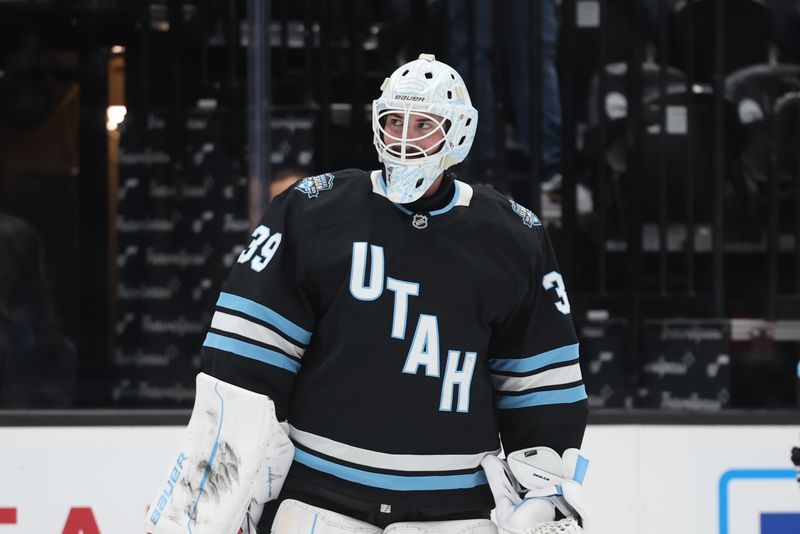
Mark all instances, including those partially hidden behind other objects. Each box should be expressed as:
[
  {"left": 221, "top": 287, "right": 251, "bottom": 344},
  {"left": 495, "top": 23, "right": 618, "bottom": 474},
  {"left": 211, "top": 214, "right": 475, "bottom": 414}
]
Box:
[
  {"left": 488, "top": 224, "right": 588, "bottom": 455},
  {"left": 201, "top": 190, "right": 314, "bottom": 421}
]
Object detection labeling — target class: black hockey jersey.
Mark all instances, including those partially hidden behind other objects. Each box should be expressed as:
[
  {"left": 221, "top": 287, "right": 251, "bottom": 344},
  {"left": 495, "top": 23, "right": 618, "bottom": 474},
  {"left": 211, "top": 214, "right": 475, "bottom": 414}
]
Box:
[{"left": 203, "top": 169, "right": 588, "bottom": 519}]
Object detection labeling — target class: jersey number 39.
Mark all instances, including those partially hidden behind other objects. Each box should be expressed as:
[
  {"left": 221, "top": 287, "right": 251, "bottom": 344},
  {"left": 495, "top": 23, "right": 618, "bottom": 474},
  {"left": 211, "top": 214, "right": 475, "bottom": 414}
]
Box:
[
  {"left": 238, "top": 224, "right": 283, "bottom": 272},
  {"left": 542, "top": 271, "right": 571, "bottom": 315}
]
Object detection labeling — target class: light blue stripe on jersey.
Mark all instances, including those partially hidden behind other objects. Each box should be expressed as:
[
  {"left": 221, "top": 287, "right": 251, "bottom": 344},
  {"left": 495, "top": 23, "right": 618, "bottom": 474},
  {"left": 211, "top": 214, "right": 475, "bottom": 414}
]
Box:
[
  {"left": 490, "top": 343, "right": 580, "bottom": 373},
  {"left": 496, "top": 384, "right": 587, "bottom": 409},
  {"left": 395, "top": 203, "right": 413, "bottom": 215},
  {"left": 293, "top": 449, "right": 488, "bottom": 491},
  {"left": 216, "top": 292, "right": 312, "bottom": 345},
  {"left": 204, "top": 332, "right": 301, "bottom": 373},
  {"left": 429, "top": 181, "right": 461, "bottom": 216}
]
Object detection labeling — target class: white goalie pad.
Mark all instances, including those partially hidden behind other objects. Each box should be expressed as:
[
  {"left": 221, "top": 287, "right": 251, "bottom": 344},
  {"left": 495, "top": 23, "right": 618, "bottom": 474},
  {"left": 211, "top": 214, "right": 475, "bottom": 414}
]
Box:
[
  {"left": 384, "top": 519, "right": 497, "bottom": 534},
  {"left": 145, "top": 373, "right": 295, "bottom": 534},
  {"left": 270, "top": 499, "right": 382, "bottom": 534}
]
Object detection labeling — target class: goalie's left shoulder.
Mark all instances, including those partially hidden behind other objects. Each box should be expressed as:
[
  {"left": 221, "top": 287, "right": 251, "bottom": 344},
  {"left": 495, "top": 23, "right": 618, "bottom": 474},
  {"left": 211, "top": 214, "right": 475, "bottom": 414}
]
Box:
[{"left": 467, "top": 185, "right": 544, "bottom": 238}]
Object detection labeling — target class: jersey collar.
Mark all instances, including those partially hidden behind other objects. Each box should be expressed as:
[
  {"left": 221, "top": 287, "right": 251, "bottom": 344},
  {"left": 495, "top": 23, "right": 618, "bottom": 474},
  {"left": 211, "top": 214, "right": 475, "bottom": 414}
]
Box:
[{"left": 369, "top": 170, "right": 473, "bottom": 217}]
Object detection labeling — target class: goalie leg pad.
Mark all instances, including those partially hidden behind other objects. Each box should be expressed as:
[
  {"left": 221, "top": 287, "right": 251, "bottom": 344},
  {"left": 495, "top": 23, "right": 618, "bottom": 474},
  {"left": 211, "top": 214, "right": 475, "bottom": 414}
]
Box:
[
  {"left": 145, "top": 372, "right": 295, "bottom": 534},
  {"left": 384, "top": 519, "right": 497, "bottom": 534},
  {"left": 269, "top": 499, "right": 383, "bottom": 534}
]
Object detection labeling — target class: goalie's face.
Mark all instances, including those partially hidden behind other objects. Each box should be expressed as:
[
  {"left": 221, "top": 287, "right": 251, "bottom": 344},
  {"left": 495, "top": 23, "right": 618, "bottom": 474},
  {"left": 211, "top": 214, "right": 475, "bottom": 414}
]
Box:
[{"left": 381, "top": 111, "right": 447, "bottom": 159}]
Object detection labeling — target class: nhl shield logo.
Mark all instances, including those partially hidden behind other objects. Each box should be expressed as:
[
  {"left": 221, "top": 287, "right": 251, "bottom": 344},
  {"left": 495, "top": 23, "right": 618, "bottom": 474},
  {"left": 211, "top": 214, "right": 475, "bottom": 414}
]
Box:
[
  {"left": 411, "top": 213, "right": 428, "bottom": 229},
  {"left": 294, "top": 173, "right": 335, "bottom": 198},
  {"left": 509, "top": 200, "right": 541, "bottom": 228}
]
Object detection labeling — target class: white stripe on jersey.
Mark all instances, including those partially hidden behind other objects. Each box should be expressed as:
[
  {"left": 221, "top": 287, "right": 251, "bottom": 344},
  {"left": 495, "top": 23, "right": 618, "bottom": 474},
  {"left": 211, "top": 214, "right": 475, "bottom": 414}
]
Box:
[
  {"left": 453, "top": 180, "right": 473, "bottom": 207},
  {"left": 370, "top": 170, "right": 384, "bottom": 195},
  {"left": 210, "top": 311, "right": 305, "bottom": 359},
  {"left": 288, "top": 424, "right": 499, "bottom": 473},
  {"left": 490, "top": 362, "right": 583, "bottom": 393}
]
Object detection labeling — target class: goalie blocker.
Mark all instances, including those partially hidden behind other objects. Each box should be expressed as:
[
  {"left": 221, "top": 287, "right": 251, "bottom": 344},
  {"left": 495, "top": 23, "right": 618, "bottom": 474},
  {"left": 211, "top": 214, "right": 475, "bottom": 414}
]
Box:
[
  {"left": 145, "top": 373, "right": 295, "bottom": 534},
  {"left": 482, "top": 447, "right": 589, "bottom": 534}
]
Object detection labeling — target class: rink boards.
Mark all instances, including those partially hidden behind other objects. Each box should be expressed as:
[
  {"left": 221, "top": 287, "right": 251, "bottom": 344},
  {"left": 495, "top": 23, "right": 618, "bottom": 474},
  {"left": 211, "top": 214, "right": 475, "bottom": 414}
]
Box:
[{"left": 0, "top": 422, "right": 798, "bottom": 534}]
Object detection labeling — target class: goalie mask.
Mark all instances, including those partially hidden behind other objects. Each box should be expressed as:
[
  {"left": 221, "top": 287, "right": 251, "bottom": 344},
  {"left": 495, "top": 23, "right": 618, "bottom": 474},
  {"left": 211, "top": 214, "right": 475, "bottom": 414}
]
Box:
[{"left": 373, "top": 53, "right": 478, "bottom": 204}]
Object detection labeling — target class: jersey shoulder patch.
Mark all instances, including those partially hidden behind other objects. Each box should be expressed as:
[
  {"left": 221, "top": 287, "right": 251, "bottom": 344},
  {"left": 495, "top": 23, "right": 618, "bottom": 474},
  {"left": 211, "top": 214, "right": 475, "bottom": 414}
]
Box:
[
  {"left": 508, "top": 199, "right": 541, "bottom": 228},
  {"left": 294, "top": 173, "right": 335, "bottom": 198}
]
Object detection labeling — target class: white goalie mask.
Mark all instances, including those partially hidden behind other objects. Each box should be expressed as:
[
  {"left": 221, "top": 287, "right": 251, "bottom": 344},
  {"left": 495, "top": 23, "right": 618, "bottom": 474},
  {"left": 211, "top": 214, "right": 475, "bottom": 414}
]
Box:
[{"left": 372, "top": 53, "right": 478, "bottom": 204}]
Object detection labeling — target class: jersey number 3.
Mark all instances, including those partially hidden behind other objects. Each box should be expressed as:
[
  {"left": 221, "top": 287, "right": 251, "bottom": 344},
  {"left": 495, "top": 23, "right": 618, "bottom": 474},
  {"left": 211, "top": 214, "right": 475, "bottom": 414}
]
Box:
[
  {"left": 238, "top": 225, "right": 283, "bottom": 272},
  {"left": 542, "top": 271, "right": 571, "bottom": 315}
]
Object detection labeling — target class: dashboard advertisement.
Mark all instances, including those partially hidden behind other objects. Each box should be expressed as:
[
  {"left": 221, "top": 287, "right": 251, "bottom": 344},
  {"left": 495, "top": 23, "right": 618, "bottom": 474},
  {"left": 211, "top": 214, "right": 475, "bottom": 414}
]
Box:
[{"left": 0, "top": 424, "right": 798, "bottom": 533}]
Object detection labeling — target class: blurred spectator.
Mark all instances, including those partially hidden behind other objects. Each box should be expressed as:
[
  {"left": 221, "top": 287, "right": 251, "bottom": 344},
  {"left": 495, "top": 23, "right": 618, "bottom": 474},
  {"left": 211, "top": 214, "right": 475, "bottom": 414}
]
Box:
[
  {"left": 448, "top": 0, "right": 561, "bottom": 185},
  {"left": 249, "top": 168, "right": 308, "bottom": 229},
  {"left": 765, "top": 0, "right": 800, "bottom": 63},
  {"left": 0, "top": 213, "right": 76, "bottom": 408},
  {"left": 270, "top": 167, "right": 306, "bottom": 200}
]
